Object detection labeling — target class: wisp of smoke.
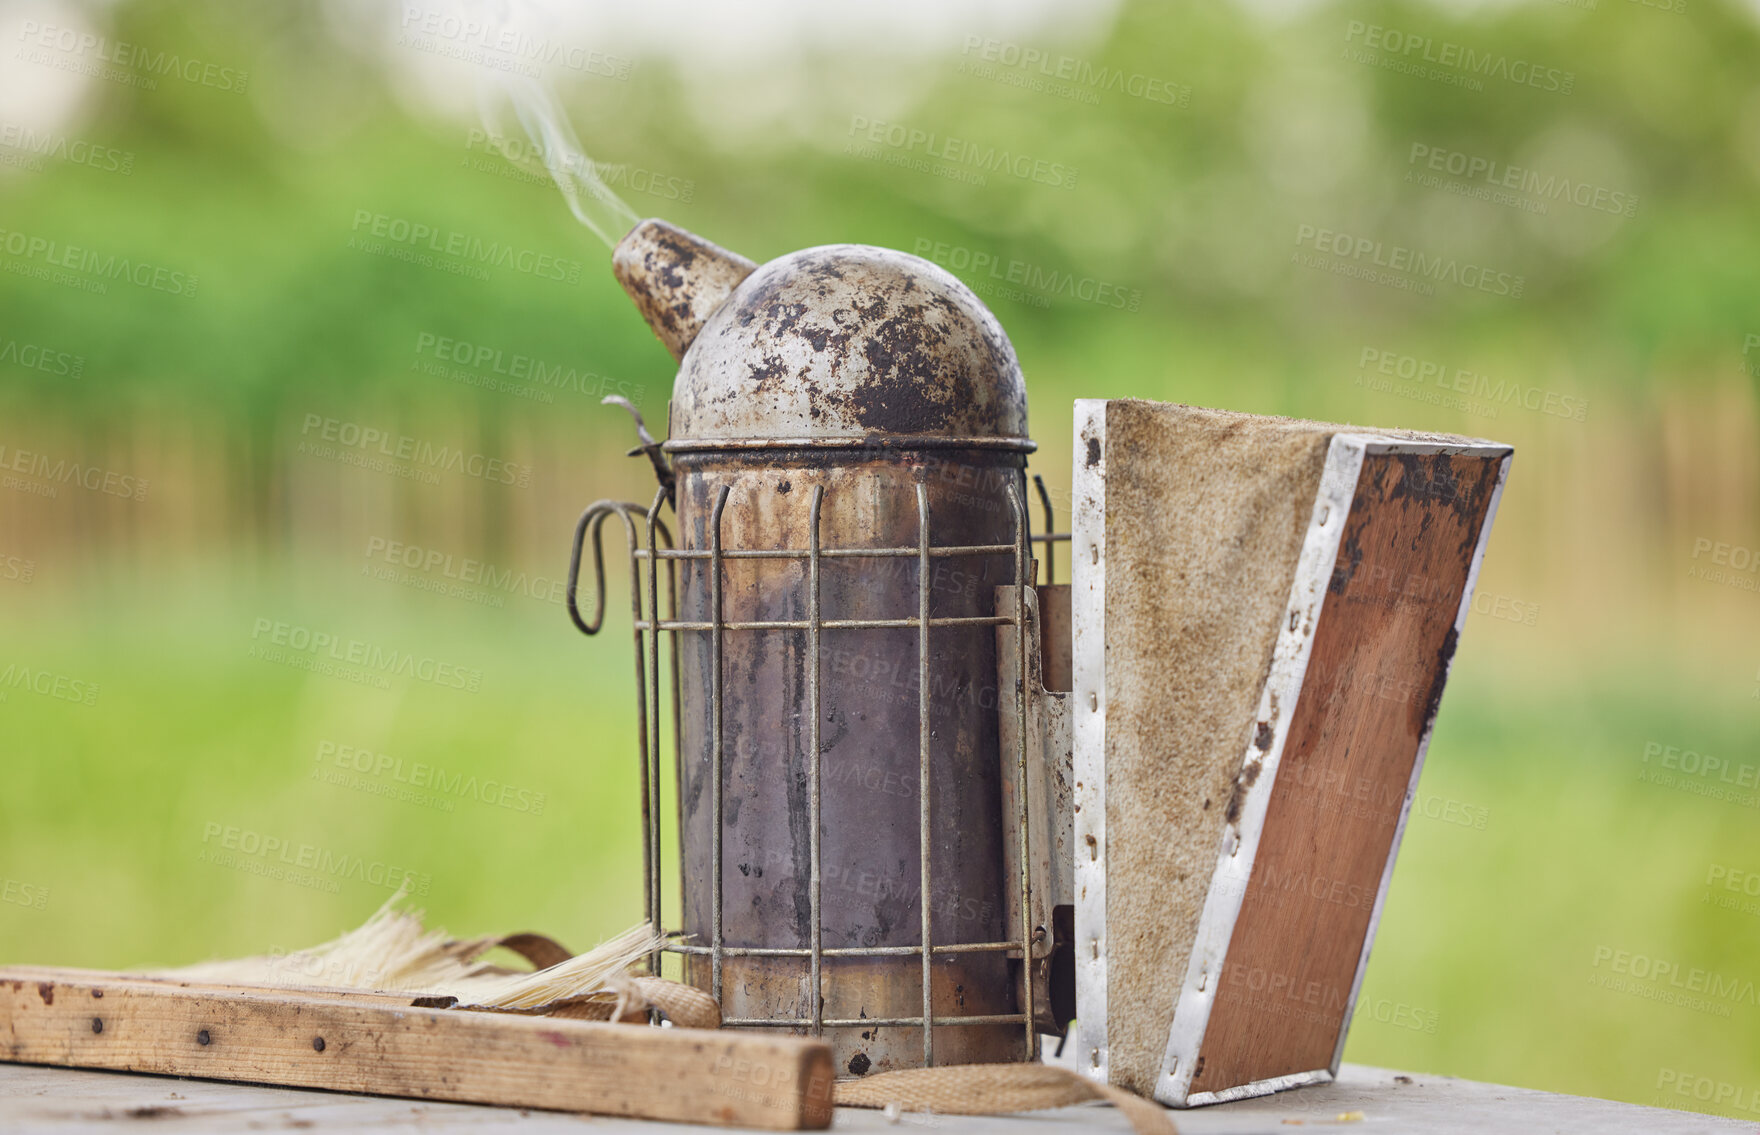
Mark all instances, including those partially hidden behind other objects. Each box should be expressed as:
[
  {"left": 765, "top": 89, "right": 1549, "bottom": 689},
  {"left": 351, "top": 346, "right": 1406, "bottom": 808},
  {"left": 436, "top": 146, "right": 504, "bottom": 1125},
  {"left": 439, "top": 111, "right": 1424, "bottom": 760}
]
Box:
[
  {"left": 463, "top": 0, "right": 638, "bottom": 248},
  {"left": 479, "top": 75, "right": 638, "bottom": 248}
]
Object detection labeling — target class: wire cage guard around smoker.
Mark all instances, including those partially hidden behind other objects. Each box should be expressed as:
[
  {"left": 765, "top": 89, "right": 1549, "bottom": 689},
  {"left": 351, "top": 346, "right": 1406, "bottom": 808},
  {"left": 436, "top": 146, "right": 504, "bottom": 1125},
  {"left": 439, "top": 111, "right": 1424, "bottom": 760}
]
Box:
[{"left": 565, "top": 472, "right": 1069, "bottom": 1069}]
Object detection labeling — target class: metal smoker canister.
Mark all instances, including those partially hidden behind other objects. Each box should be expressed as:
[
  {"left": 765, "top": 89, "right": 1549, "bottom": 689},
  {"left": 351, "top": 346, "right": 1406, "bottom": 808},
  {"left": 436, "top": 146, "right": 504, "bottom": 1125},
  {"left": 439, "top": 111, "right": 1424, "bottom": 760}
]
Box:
[{"left": 612, "top": 220, "right": 1035, "bottom": 1075}]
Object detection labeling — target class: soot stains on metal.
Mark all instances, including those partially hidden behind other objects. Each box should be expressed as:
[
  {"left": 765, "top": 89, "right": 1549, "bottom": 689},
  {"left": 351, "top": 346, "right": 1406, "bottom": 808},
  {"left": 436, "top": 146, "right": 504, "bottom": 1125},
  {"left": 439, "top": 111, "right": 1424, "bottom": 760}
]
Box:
[
  {"left": 613, "top": 219, "right": 759, "bottom": 363},
  {"left": 658, "top": 242, "right": 1028, "bottom": 444},
  {"left": 751, "top": 253, "right": 997, "bottom": 433}
]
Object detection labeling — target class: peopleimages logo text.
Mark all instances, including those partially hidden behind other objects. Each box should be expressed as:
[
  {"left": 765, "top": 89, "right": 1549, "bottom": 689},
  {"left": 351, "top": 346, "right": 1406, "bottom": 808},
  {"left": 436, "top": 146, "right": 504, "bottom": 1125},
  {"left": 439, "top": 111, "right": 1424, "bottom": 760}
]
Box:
[
  {"left": 16, "top": 21, "right": 249, "bottom": 92},
  {"left": 911, "top": 239, "right": 1141, "bottom": 311},
  {"left": 1590, "top": 945, "right": 1758, "bottom": 1008},
  {"left": 958, "top": 36, "right": 1190, "bottom": 106},
  {"left": 1407, "top": 144, "right": 1637, "bottom": 218},
  {"left": 249, "top": 617, "right": 484, "bottom": 692},
  {"left": 364, "top": 536, "right": 569, "bottom": 606},
  {"left": 412, "top": 333, "right": 638, "bottom": 402},
  {"left": 1359, "top": 348, "right": 1586, "bottom": 422},
  {"left": 397, "top": 7, "right": 633, "bottom": 79},
  {"left": 1296, "top": 225, "right": 1524, "bottom": 298},
  {"left": 200, "top": 822, "right": 429, "bottom": 894},
  {"left": 315, "top": 741, "right": 547, "bottom": 815},
  {"left": 349, "top": 211, "right": 581, "bottom": 284},
  {"left": 0, "top": 122, "right": 134, "bottom": 174},
  {"left": 1343, "top": 21, "right": 1575, "bottom": 94},
  {"left": 0, "top": 443, "right": 148, "bottom": 500},
  {"left": 300, "top": 414, "right": 531, "bottom": 487},
  {"left": 0, "top": 335, "right": 83, "bottom": 379},
  {"left": 0, "top": 662, "right": 98, "bottom": 706},
  {"left": 847, "top": 117, "right": 1078, "bottom": 190},
  {"left": 0, "top": 228, "right": 197, "bottom": 297}
]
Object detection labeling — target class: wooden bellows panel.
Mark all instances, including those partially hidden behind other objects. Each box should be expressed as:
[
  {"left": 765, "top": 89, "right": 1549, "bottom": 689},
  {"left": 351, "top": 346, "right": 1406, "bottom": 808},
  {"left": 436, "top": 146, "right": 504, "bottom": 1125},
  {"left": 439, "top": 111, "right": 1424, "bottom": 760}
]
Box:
[{"left": 1069, "top": 399, "right": 1510, "bottom": 1107}]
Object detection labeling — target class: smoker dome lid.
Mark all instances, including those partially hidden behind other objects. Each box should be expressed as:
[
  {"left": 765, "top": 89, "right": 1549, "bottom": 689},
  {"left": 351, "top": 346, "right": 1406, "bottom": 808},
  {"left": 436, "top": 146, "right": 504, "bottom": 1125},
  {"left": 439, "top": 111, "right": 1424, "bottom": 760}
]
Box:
[{"left": 665, "top": 244, "right": 1030, "bottom": 448}]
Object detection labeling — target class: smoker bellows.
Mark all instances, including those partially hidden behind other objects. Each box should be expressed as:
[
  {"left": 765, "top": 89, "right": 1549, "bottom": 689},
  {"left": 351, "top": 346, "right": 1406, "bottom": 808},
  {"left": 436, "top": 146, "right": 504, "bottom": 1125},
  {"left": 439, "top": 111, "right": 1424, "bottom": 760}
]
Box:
[{"left": 569, "top": 217, "right": 1513, "bottom": 1106}]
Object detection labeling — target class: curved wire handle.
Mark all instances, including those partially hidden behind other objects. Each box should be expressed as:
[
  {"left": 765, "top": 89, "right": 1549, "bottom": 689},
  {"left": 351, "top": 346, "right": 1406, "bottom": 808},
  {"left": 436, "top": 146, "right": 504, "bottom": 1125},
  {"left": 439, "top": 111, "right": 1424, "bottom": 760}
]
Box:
[
  {"left": 567, "top": 491, "right": 678, "bottom": 980},
  {"left": 566, "top": 500, "right": 674, "bottom": 636}
]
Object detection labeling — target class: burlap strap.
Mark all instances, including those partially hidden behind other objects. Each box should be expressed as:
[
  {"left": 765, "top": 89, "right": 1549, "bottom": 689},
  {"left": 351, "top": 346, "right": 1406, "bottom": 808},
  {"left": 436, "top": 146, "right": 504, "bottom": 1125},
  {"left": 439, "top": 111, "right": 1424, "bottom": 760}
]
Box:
[
  {"left": 539, "top": 975, "right": 723, "bottom": 1030},
  {"left": 607, "top": 974, "right": 723, "bottom": 1030},
  {"left": 524, "top": 954, "right": 1174, "bottom": 1132},
  {"left": 838, "top": 1063, "right": 1178, "bottom": 1135}
]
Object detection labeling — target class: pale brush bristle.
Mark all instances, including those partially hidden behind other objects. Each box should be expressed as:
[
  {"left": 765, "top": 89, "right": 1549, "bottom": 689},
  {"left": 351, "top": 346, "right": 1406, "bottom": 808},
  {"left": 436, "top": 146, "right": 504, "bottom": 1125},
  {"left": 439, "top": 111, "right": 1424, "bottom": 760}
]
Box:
[{"left": 166, "top": 890, "right": 663, "bottom": 1013}]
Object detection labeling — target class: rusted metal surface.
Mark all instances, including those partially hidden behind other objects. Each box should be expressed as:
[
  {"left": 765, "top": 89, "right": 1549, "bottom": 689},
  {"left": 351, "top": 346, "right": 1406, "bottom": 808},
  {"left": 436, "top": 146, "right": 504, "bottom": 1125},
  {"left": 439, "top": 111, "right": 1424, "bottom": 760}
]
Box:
[
  {"left": 587, "top": 222, "right": 1050, "bottom": 1077},
  {"left": 670, "top": 456, "right": 1029, "bottom": 1076},
  {"left": 613, "top": 219, "right": 758, "bottom": 363},
  {"left": 1037, "top": 582, "right": 1073, "bottom": 694},
  {"left": 658, "top": 245, "right": 1029, "bottom": 445},
  {"left": 995, "top": 585, "right": 1076, "bottom": 1036}
]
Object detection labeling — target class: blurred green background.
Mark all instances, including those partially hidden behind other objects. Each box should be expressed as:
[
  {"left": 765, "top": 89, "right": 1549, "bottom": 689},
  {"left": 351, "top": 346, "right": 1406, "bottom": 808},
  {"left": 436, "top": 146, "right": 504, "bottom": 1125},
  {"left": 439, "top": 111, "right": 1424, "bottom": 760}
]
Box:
[{"left": 3, "top": 0, "right": 1758, "bottom": 1120}]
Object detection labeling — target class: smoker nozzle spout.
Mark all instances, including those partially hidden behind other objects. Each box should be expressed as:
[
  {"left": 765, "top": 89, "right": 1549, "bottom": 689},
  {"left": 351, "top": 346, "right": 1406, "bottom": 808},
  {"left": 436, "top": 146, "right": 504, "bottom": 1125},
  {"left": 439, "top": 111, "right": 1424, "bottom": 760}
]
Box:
[{"left": 612, "top": 219, "right": 758, "bottom": 363}]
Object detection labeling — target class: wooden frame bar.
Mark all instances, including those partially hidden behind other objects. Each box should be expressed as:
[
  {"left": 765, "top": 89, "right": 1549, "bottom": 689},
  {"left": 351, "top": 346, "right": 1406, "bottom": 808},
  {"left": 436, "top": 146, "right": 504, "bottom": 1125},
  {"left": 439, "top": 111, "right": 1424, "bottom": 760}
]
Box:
[{"left": 1, "top": 968, "right": 834, "bottom": 1130}]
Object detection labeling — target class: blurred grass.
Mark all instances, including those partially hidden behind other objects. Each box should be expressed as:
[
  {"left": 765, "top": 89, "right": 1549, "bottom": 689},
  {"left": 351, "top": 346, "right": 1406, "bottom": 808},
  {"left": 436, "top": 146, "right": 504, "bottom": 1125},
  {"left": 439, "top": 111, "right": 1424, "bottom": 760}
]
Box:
[{"left": 0, "top": 564, "right": 650, "bottom": 965}]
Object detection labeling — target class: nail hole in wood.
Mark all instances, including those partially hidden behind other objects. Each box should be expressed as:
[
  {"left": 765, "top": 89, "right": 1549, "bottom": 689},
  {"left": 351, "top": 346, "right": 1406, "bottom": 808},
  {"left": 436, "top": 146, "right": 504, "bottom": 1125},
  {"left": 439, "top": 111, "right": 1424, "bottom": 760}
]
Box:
[{"left": 91, "top": 1018, "right": 103, "bottom": 1034}]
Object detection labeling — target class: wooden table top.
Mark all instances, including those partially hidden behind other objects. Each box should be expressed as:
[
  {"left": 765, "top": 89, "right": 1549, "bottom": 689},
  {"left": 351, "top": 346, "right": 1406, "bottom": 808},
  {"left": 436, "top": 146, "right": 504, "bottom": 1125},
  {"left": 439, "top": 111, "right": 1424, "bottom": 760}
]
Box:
[{"left": 0, "top": 1061, "right": 1743, "bottom": 1133}]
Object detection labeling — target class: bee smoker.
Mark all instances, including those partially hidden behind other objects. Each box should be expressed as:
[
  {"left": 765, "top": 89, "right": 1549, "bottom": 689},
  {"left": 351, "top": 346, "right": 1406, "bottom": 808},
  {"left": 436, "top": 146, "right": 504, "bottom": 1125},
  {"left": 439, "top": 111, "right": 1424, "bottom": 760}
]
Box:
[
  {"left": 565, "top": 219, "right": 1512, "bottom": 1108},
  {"left": 567, "top": 220, "right": 1075, "bottom": 1078}
]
